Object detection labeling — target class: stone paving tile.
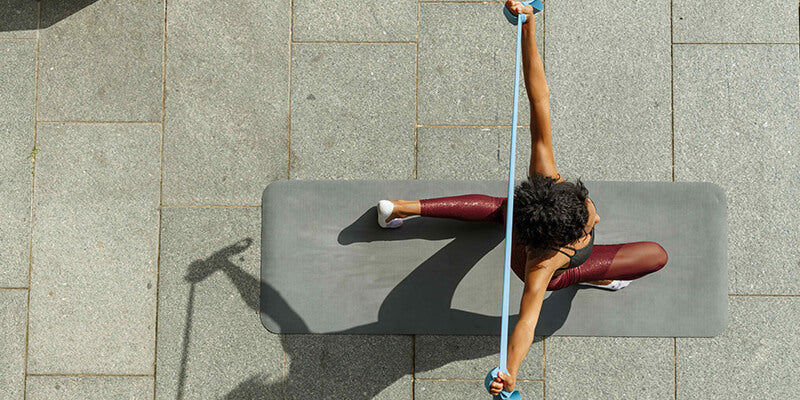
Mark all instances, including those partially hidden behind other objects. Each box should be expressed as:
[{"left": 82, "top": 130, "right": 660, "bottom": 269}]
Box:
[
  {"left": 162, "top": 0, "right": 289, "bottom": 206},
  {"left": 0, "top": 0, "right": 38, "bottom": 38},
  {"left": 677, "top": 296, "right": 800, "bottom": 399},
  {"left": 0, "top": 40, "right": 35, "bottom": 288},
  {"left": 415, "top": 334, "right": 544, "bottom": 380},
  {"left": 289, "top": 43, "right": 415, "bottom": 179},
  {"left": 26, "top": 376, "right": 153, "bottom": 399},
  {"left": 417, "top": 126, "right": 532, "bottom": 181},
  {"left": 415, "top": 379, "right": 542, "bottom": 399},
  {"left": 37, "top": 0, "right": 163, "bottom": 122},
  {"left": 418, "top": 3, "right": 540, "bottom": 126},
  {"left": 545, "top": 337, "right": 674, "bottom": 399},
  {"left": 156, "top": 208, "right": 282, "bottom": 399},
  {"left": 293, "top": 0, "right": 416, "bottom": 42},
  {"left": 284, "top": 334, "right": 412, "bottom": 399},
  {"left": 673, "top": 0, "right": 799, "bottom": 44},
  {"left": 544, "top": 0, "right": 672, "bottom": 181},
  {"left": 0, "top": 290, "right": 27, "bottom": 399},
  {"left": 28, "top": 122, "right": 160, "bottom": 375},
  {"left": 673, "top": 44, "right": 800, "bottom": 295}
]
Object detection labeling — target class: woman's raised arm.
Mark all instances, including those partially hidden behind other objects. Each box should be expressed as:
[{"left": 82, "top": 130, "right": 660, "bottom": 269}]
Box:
[{"left": 514, "top": 1, "right": 549, "bottom": 102}]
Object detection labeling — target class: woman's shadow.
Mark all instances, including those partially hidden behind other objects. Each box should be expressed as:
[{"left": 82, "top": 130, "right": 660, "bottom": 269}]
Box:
[
  {"left": 181, "top": 206, "right": 583, "bottom": 398},
  {"left": 2, "top": 0, "right": 100, "bottom": 33}
]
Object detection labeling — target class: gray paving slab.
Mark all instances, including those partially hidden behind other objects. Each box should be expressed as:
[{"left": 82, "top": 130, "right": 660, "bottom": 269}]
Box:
[
  {"left": 415, "top": 334, "right": 544, "bottom": 381},
  {"left": 37, "top": 0, "right": 163, "bottom": 122},
  {"left": 0, "top": 290, "right": 27, "bottom": 399},
  {"left": 289, "top": 43, "right": 416, "bottom": 179},
  {"left": 283, "top": 334, "right": 412, "bottom": 399},
  {"left": 673, "top": 44, "right": 800, "bottom": 295},
  {"left": 673, "top": 0, "right": 799, "bottom": 44},
  {"left": 0, "top": 0, "right": 38, "bottom": 38},
  {"left": 677, "top": 296, "right": 800, "bottom": 399},
  {"left": 545, "top": 337, "right": 674, "bottom": 399},
  {"left": 417, "top": 126, "right": 533, "bottom": 181},
  {"left": 27, "top": 122, "right": 160, "bottom": 375},
  {"left": 418, "top": 3, "right": 540, "bottom": 126},
  {"left": 293, "top": 0, "right": 416, "bottom": 42},
  {"left": 415, "top": 379, "right": 542, "bottom": 399},
  {"left": 0, "top": 40, "right": 35, "bottom": 288},
  {"left": 26, "top": 376, "right": 153, "bottom": 400},
  {"left": 156, "top": 208, "right": 282, "bottom": 399},
  {"left": 162, "top": 0, "right": 289, "bottom": 206},
  {"left": 544, "top": 0, "right": 672, "bottom": 181}
]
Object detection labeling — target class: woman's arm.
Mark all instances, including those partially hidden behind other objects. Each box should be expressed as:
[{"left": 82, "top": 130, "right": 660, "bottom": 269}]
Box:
[
  {"left": 506, "top": 285, "right": 546, "bottom": 378},
  {"left": 508, "top": 1, "right": 559, "bottom": 180},
  {"left": 506, "top": 260, "right": 557, "bottom": 381},
  {"left": 521, "top": 11, "right": 549, "bottom": 102}
]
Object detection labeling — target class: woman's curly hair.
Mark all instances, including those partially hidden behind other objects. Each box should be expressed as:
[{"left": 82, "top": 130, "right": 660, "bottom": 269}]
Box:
[{"left": 512, "top": 172, "right": 590, "bottom": 251}]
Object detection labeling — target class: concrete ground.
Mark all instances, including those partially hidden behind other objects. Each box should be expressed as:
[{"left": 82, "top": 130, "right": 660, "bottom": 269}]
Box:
[{"left": 1, "top": 0, "right": 799, "bottom": 398}]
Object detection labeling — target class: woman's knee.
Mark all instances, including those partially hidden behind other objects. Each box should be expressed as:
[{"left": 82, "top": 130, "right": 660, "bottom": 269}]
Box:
[
  {"left": 648, "top": 242, "right": 668, "bottom": 271},
  {"left": 546, "top": 274, "right": 569, "bottom": 291}
]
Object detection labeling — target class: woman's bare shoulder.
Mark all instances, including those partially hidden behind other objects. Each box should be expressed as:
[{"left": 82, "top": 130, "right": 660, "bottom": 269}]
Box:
[{"left": 525, "top": 246, "right": 569, "bottom": 272}]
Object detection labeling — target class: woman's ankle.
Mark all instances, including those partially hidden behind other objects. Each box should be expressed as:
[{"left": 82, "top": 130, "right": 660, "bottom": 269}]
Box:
[{"left": 395, "top": 200, "right": 421, "bottom": 217}]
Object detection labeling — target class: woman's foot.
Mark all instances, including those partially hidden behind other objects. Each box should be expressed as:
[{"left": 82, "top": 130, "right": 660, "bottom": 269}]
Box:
[{"left": 378, "top": 200, "right": 407, "bottom": 228}]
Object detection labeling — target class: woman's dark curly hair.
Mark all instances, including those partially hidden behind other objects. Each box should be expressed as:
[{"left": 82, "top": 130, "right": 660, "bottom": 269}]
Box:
[{"left": 512, "top": 172, "right": 590, "bottom": 251}]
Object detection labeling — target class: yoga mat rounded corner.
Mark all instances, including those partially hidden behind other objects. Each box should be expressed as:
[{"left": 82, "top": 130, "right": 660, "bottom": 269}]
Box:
[
  {"left": 262, "top": 179, "right": 291, "bottom": 205},
  {"left": 259, "top": 310, "right": 282, "bottom": 334}
]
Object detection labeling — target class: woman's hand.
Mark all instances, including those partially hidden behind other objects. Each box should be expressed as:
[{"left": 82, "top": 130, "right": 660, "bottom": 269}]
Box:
[
  {"left": 504, "top": 0, "right": 535, "bottom": 23},
  {"left": 489, "top": 370, "right": 516, "bottom": 396}
]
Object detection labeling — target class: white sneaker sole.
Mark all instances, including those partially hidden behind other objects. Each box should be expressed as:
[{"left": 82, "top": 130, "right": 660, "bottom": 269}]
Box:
[
  {"left": 377, "top": 200, "right": 403, "bottom": 228},
  {"left": 578, "top": 280, "right": 632, "bottom": 290}
]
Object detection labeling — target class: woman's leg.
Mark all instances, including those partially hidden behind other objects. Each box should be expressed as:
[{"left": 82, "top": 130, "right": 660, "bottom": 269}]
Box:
[
  {"left": 392, "top": 194, "right": 507, "bottom": 224},
  {"left": 546, "top": 242, "right": 669, "bottom": 291}
]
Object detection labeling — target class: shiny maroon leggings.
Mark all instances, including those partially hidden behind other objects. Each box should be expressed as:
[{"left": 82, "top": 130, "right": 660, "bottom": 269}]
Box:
[{"left": 419, "top": 194, "right": 668, "bottom": 291}]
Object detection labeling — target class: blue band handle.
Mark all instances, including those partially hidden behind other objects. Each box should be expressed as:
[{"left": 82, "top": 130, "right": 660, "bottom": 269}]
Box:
[
  {"left": 502, "top": 0, "right": 544, "bottom": 25},
  {"left": 485, "top": 367, "right": 522, "bottom": 399}
]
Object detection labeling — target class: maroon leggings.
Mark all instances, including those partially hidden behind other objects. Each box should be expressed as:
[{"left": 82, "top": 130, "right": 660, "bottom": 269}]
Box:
[{"left": 419, "top": 194, "right": 668, "bottom": 291}]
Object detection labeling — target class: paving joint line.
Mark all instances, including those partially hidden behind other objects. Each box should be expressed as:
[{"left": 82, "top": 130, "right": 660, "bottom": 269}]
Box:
[
  {"left": 27, "top": 373, "right": 154, "bottom": 378},
  {"left": 293, "top": 40, "right": 415, "bottom": 44},
  {"left": 159, "top": 204, "right": 261, "bottom": 209},
  {"left": 286, "top": 0, "right": 295, "bottom": 397},
  {"left": 670, "top": 1, "right": 676, "bottom": 398},
  {"left": 674, "top": 42, "right": 798, "bottom": 45},
  {"left": 542, "top": 337, "right": 546, "bottom": 398},
  {"left": 152, "top": 0, "right": 169, "bottom": 398},
  {"left": 417, "top": 124, "right": 530, "bottom": 127},
  {"left": 419, "top": 1, "right": 506, "bottom": 3},
  {"left": 415, "top": 1, "right": 419, "bottom": 181},
  {"left": 415, "top": 378, "right": 545, "bottom": 382},
  {"left": 36, "top": 120, "right": 161, "bottom": 124},
  {"left": 288, "top": 0, "right": 294, "bottom": 186},
  {"left": 23, "top": 4, "right": 41, "bottom": 398}
]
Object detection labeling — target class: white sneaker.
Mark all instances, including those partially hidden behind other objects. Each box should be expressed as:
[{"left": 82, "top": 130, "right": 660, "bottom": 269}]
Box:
[
  {"left": 378, "top": 200, "right": 404, "bottom": 228},
  {"left": 578, "top": 280, "right": 632, "bottom": 291}
]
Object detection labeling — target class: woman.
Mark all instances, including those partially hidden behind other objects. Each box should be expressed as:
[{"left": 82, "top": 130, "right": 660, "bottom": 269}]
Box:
[{"left": 377, "top": 0, "right": 669, "bottom": 395}]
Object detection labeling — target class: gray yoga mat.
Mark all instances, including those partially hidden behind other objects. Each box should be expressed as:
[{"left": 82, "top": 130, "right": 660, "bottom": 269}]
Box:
[{"left": 260, "top": 180, "right": 728, "bottom": 337}]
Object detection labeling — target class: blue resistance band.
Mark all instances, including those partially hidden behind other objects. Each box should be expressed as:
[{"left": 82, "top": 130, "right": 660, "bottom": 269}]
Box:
[{"left": 484, "top": 1, "right": 543, "bottom": 399}]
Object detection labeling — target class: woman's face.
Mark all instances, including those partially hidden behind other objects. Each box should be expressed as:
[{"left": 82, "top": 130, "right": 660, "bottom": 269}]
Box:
[{"left": 585, "top": 197, "right": 600, "bottom": 236}]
